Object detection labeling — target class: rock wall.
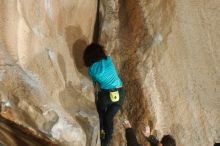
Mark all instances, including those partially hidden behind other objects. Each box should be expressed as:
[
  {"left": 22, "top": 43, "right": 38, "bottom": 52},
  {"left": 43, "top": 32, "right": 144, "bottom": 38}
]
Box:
[
  {"left": 0, "top": 0, "right": 99, "bottom": 146},
  {"left": 0, "top": 0, "right": 220, "bottom": 146},
  {"left": 147, "top": 1, "right": 220, "bottom": 145},
  {"left": 100, "top": 0, "right": 220, "bottom": 146}
]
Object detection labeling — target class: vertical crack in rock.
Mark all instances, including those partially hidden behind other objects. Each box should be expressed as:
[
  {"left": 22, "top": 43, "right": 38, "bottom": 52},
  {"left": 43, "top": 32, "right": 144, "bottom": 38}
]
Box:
[
  {"left": 98, "top": 0, "right": 153, "bottom": 145},
  {"left": 93, "top": 0, "right": 101, "bottom": 43},
  {"left": 99, "top": 0, "right": 175, "bottom": 145},
  {"left": 117, "top": 0, "right": 152, "bottom": 145}
]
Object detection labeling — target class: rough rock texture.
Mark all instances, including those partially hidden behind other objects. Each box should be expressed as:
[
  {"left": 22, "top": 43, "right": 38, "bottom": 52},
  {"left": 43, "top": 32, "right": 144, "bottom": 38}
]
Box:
[
  {"left": 0, "top": 0, "right": 99, "bottom": 146},
  {"left": 100, "top": 0, "right": 220, "bottom": 146},
  {"left": 0, "top": 0, "right": 220, "bottom": 146}
]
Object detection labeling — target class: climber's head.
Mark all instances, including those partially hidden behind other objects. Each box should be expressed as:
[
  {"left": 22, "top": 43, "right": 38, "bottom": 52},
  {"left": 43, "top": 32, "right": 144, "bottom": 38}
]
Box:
[
  {"left": 83, "top": 43, "right": 107, "bottom": 67},
  {"left": 159, "top": 135, "right": 176, "bottom": 146}
]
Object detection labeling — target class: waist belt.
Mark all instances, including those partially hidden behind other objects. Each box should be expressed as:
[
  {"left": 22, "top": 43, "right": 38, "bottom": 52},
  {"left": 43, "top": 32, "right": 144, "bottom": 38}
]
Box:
[
  {"left": 101, "top": 86, "right": 123, "bottom": 92},
  {"left": 101, "top": 87, "right": 123, "bottom": 102}
]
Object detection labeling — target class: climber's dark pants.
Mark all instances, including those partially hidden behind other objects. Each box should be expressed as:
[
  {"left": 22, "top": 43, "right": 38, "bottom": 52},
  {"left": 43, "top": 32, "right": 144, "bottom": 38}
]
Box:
[{"left": 96, "top": 87, "right": 125, "bottom": 145}]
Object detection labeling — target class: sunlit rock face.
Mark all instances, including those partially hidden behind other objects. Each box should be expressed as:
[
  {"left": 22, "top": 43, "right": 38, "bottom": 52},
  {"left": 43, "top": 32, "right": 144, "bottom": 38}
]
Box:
[
  {"left": 100, "top": 0, "right": 220, "bottom": 146},
  {"left": 0, "top": 0, "right": 99, "bottom": 146},
  {"left": 0, "top": 0, "right": 220, "bottom": 146}
]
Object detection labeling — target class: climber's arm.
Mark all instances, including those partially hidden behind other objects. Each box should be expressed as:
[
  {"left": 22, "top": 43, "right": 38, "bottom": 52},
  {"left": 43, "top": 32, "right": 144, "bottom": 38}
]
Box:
[
  {"left": 105, "top": 48, "right": 111, "bottom": 56},
  {"left": 93, "top": 81, "right": 99, "bottom": 103}
]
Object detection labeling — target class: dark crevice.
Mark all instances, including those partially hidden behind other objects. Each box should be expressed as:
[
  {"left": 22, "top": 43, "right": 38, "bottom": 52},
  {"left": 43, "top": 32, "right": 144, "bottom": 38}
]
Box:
[
  {"left": 0, "top": 115, "right": 61, "bottom": 146},
  {"left": 92, "top": 0, "right": 101, "bottom": 43}
]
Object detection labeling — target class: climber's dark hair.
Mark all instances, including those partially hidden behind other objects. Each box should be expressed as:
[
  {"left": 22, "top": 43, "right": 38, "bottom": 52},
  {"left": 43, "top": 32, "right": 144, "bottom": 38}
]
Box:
[
  {"left": 83, "top": 43, "right": 107, "bottom": 67},
  {"left": 161, "top": 135, "right": 176, "bottom": 146}
]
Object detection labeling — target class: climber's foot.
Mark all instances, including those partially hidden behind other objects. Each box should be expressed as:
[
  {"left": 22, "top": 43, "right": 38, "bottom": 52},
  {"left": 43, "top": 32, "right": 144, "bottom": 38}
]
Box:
[{"left": 100, "top": 129, "right": 105, "bottom": 140}]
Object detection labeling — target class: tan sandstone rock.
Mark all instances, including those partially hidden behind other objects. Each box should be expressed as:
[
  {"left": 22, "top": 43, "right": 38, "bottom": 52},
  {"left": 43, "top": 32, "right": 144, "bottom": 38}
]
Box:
[
  {"left": 100, "top": 0, "right": 220, "bottom": 146},
  {"left": 0, "top": 0, "right": 99, "bottom": 146},
  {"left": 0, "top": 0, "right": 219, "bottom": 146}
]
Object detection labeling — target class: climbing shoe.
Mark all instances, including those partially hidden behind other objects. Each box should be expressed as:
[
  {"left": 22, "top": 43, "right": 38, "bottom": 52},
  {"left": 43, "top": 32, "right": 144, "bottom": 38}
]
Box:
[{"left": 100, "top": 129, "right": 105, "bottom": 140}]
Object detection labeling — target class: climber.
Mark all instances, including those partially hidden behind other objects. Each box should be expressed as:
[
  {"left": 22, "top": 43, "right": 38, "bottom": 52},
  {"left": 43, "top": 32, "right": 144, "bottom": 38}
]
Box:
[
  {"left": 122, "top": 120, "right": 176, "bottom": 146},
  {"left": 83, "top": 43, "right": 125, "bottom": 146}
]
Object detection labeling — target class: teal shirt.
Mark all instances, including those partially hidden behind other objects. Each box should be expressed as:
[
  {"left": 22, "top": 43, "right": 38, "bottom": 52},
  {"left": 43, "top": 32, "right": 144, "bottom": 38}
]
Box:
[{"left": 88, "top": 56, "right": 123, "bottom": 89}]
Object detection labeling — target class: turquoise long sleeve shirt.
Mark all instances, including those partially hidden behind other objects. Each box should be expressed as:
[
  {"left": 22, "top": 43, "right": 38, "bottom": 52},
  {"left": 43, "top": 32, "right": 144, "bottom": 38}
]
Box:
[{"left": 88, "top": 56, "right": 123, "bottom": 89}]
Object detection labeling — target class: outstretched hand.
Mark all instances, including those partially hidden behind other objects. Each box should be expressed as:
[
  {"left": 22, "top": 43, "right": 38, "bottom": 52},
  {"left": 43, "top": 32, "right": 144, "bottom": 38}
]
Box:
[
  {"left": 122, "top": 120, "right": 151, "bottom": 137},
  {"left": 122, "top": 120, "right": 132, "bottom": 129},
  {"left": 142, "top": 125, "right": 151, "bottom": 137}
]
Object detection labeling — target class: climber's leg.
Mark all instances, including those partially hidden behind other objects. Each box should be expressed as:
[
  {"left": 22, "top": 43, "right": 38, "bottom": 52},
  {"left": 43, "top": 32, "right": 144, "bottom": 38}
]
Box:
[
  {"left": 96, "top": 90, "right": 112, "bottom": 142},
  {"left": 96, "top": 92, "right": 106, "bottom": 133},
  {"left": 104, "top": 103, "right": 121, "bottom": 143}
]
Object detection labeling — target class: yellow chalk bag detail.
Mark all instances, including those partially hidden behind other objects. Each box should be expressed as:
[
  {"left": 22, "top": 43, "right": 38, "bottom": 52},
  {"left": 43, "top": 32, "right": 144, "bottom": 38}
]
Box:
[{"left": 110, "top": 91, "right": 120, "bottom": 102}]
